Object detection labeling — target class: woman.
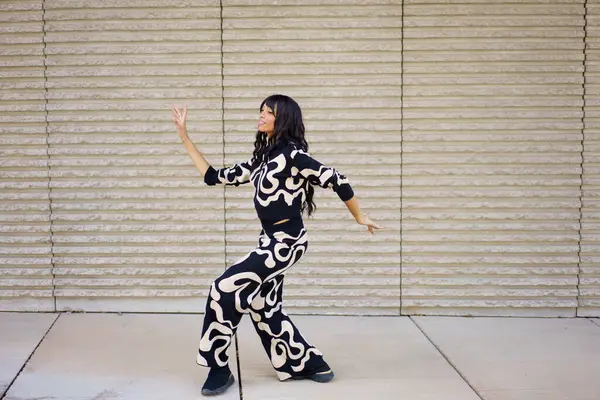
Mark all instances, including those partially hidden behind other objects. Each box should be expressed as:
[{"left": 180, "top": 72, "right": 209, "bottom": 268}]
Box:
[{"left": 172, "top": 94, "right": 381, "bottom": 396}]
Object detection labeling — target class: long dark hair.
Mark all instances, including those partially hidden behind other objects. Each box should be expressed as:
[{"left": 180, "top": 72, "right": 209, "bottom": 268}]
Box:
[{"left": 251, "top": 94, "right": 317, "bottom": 217}]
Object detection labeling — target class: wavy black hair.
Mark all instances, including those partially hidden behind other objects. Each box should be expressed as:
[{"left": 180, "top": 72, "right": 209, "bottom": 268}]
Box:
[{"left": 251, "top": 94, "right": 316, "bottom": 217}]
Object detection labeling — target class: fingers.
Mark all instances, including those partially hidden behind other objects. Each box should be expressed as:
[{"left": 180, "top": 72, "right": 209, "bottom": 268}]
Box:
[
  {"left": 366, "top": 223, "right": 384, "bottom": 235},
  {"left": 172, "top": 105, "right": 185, "bottom": 118},
  {"left": 172, "top": 105, "right": 187, "bottom": 130},
  {"left": 358, "top": 218, "right": 383, "bottom": 234},
  {"left": 366, "top": 217, "right": 383, "bottom": 230},
  {"left": 171, "top": 108, "right": 181, "bottom": 127},
  {"left": 171, "top": 105, "right": 188, "bottom": 131}
]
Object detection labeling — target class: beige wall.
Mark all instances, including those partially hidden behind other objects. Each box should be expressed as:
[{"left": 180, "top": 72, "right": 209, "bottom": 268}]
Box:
[
  {"left": 1, "top": 0, "right": 598, "bottom": 317},
  {"left": 0, "top": 0, "right": 52, "bottom": 311},
  {"left": 403, "top": 0, "right": 585, "bottom": 316},
  {"left": 582, "top": 0, "right": 600, "bottom": 316}
]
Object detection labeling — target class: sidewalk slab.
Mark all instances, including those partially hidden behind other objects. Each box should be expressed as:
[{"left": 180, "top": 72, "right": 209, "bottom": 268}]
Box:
[
  {"left": 4, "top": 313, "right": 239, "bottom": 400},
  {"left": 591, "top": 318, "right": 600, "bottom": 328},
  {"left": 414, "top": 317, "right": 600, "bottom": 400},
  {"left": 236, "top": 315, "right": 480, "bottom": 400},
  {"left": 0, "top": 312, "right": 57, "bottom": 396}
]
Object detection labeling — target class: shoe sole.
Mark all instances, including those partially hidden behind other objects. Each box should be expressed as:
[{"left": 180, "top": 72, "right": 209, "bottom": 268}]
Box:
[
  {"left": 290, "top": 370, "right": 335, "bottom": 383},
  {"left": 201, "top": 375, "right": 235, "bottom": 396}
]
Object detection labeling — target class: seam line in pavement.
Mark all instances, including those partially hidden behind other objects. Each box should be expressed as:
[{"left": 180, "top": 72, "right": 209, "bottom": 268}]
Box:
[
  {"left": 409, "top": 317, "right": 484, "bottom": 400},
  {"left": 235, "top": 333, "right": 243, "bottom": 400},
  {"left": 0, "top": 314, "right": 61, "bottom": 400},
  {"left": 588, "top": 318, "right": 600, "bottom": 328}
]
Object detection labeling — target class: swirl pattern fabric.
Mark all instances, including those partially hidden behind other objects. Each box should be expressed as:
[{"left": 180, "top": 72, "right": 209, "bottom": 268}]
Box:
[
  {"left": 196, "top": 218, "right": 326, "bottom": 381},
  {"left": 203, "top": 141, "right": 354, "bottom": 221}
]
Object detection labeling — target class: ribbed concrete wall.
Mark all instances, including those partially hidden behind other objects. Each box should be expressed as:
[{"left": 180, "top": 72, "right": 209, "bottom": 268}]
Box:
[
  {"left": 402, "top": 0, "right": 585, "bottom": 316},
  {"left": 1, "top": 0, "right": 598, "bottom": 317},
  {"left": 44, "top": 0, "right": 224, "bottom": 312},
  {"left": 582, "top": 0, "right": 600, "bottom": 316},
  {"left": 0, "top": 0, "right": 54, "bottom": 311}
]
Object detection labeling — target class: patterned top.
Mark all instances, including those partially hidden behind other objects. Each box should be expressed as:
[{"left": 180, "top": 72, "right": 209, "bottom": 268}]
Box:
[{"left": 204, "top": 141, "right": 355, "bottom": 221}]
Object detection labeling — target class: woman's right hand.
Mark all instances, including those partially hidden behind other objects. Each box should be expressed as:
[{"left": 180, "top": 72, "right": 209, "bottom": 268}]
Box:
[
  {"left": 171, "top": 105, "right": 188, "bottom": 141},
  {"left": 356, "top": 213, "right": 383, "bottom": 235}
]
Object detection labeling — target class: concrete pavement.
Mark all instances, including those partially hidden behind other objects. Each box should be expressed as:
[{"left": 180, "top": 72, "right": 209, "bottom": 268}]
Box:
[{"left": 1, "top": 313, "right": 599, "bottom": 400}]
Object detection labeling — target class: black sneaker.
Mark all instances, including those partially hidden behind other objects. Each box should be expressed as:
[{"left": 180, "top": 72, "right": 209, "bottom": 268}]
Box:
[
  {"left": 290, "top": 361, "right": 335, "bottom": 383},
  {"left": 292, "top": 369, "right": 335, "bottom": 383},
  {"left": 201, "top": 366, "right": 235, "bottom": 396}
]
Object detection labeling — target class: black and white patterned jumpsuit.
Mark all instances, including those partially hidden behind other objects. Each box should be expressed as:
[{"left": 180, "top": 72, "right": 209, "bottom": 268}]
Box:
[{"left": 196, "top": 140, "right": 354, "bottom": 381}]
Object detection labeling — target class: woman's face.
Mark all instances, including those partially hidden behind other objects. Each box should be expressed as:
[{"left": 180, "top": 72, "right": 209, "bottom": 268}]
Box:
[{"left": 258, "top": 103, "right": 276, "bottom": 137}]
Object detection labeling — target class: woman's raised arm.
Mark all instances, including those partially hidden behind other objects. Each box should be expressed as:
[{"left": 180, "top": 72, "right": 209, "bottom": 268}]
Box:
[{"left": 172, "top": 105, "right": 210, "bottom": 177}]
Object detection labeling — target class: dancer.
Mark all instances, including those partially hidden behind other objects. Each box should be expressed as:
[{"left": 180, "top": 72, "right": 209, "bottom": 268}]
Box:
[{"left": 172, "top": 94, "right": 381, "bottom": 396}]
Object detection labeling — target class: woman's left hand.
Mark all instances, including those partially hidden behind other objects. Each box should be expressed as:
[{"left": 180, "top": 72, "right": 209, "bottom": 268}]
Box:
[{"left": 356, "top": 214, "right": 383, "bottom": 235}]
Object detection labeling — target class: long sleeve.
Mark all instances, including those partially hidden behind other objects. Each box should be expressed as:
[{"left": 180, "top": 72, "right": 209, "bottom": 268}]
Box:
[
  {"left": 204, "top": 158, "right": 254, "bottom": 186},
  {"left": 290, "top": 149, "right": 354, "bottom": 201}
]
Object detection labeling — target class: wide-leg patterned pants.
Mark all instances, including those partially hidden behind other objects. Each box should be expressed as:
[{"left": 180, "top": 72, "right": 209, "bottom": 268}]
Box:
[{"left": 196, "top": 218, "right": 327, "bottom": 381}]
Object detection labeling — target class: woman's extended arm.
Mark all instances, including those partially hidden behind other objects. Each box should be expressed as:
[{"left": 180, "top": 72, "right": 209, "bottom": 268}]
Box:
[
  {"left": 291, "top": 148, "right": 383, "bottom": 234},
  {"left": 344, "top": 196, "right": 383, "bottom": 235},
  {"left": 182, "top": 136, "right": 211, "bottom": 177},
  {"left": 172, "top": 105, "right": 254, "bottom": 186},
  {"left": 182, "top": 138, "right": 210, "bottom": 176},
  {"left": 172, "top": 105, "right": 210, "bottom": 177}
]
